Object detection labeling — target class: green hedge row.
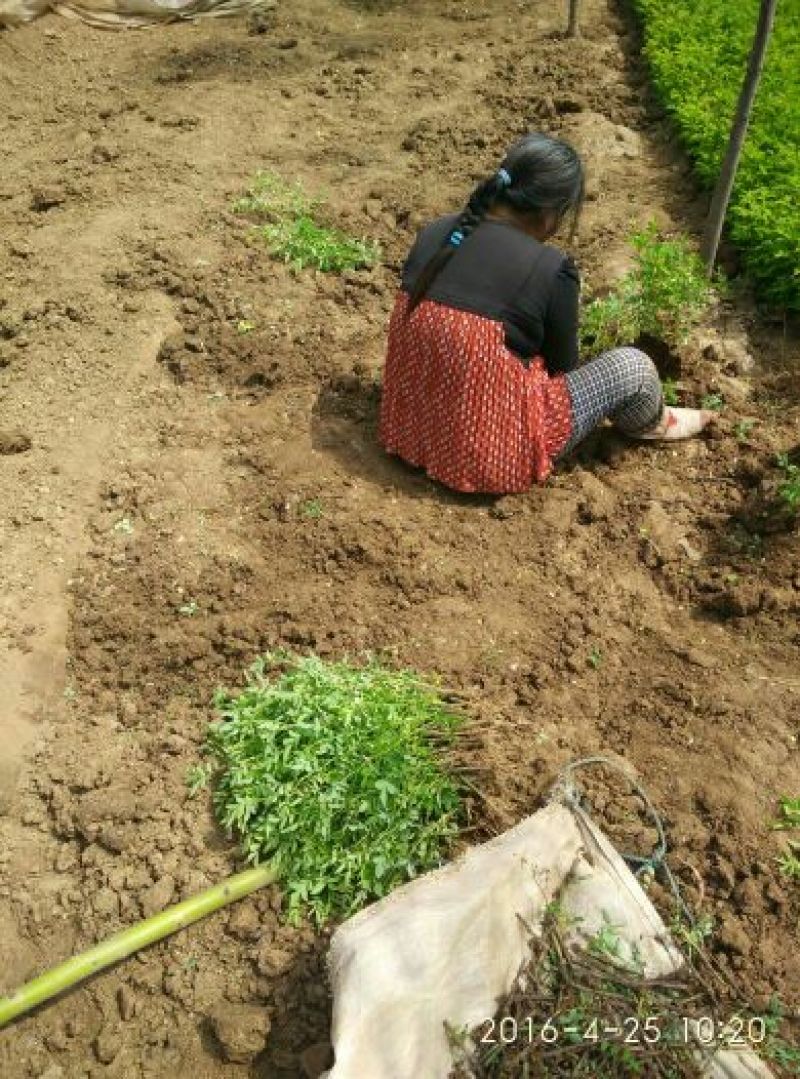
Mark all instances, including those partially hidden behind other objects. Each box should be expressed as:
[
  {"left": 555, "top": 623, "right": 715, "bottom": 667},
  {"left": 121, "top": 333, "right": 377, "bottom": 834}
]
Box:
[{"left": 631, "top": 0, "right": 800, "bottom": 311}]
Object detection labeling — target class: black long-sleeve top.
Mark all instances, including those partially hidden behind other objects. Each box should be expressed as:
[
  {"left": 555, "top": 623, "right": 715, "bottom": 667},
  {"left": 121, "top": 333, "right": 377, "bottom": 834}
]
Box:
[{"left": 400, "top": 213, "right": 580, "bottom": 375}]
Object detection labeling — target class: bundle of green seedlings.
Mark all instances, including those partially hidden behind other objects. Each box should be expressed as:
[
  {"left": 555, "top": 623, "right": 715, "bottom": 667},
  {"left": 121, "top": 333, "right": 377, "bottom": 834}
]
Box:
[
  {"left": 233, "top": 170, "right": 380, "bottom": 273},
  {"left": 189, "top": 652, "right": 475, "bottom": 924},
  {"left": 449, "top": 903, "right": 798, "bottom": 1078},
  {"left": 579, "top": 224, "right": 716, "bottom": 357}
]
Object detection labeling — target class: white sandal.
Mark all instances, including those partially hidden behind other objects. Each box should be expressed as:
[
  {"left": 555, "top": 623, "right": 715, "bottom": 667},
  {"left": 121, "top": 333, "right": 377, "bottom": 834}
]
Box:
[{"left": 631, "top": 406, "right": 715, "bottom": 441}]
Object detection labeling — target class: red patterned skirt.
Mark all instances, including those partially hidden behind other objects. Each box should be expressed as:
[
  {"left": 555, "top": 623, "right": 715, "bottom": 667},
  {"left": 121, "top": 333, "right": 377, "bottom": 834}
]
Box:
[{"left": 379, "top": 293, "right": 574, "bottom": 494}]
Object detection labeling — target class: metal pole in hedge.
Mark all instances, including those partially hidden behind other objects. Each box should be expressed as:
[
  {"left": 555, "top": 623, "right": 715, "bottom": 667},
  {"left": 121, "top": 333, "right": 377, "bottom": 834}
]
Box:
[
  {"left": 700, "top": 0, "right": 779, "bottom": 274},
  {"left": 567, "top": 0, "right": 581, "bottom": 37}
]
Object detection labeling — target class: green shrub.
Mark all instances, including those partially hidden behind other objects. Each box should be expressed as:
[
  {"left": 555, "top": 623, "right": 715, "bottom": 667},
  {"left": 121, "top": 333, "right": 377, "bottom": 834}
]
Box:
[
  {"left": 580, "top": 224, "right": 715, "bottom": 354},
  {"left": 199, "top": 653, "right": 465, "bottom": 924},
  {"left": 632, "top": 0, "right": 800, "bottom": 311}
]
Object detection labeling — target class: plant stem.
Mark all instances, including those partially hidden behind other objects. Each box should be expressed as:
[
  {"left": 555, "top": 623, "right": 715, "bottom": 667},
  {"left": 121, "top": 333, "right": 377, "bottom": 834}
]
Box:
[
  {"left": 700, "top": 0, "right": 778, "bottom": 273},
  {"left": 0, "top": 864, "right": 277, "bottom": 1029}
]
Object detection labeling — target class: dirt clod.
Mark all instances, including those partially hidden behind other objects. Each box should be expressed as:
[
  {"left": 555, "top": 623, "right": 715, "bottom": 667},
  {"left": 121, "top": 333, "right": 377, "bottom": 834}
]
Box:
[
  {"left": 208, "top": 1004, "right": 271, "bottom": 1063},
  {"left": 300, "top": 1041, "right": 335, "bottom": 1078},
  {"left": 30, "top": 186, "right": 67, "bottom": 212},
  {"left": 226, "top": 902, "right": 262, "bottom": 941},
  {"left": 117, "top": 985, "right": 137, "bottom": 1021},
  {"left": 94, "top": 1024, "right": 121, "bottom": 1064},
  {"left": 717, "top": 916, "right": 751, "bottom": 957},
  {"left": 139, "top": 875, "right": 175, "bottom": 917},
  {"left": 0, "top": 430, "right": 31, "bottom": 455}
]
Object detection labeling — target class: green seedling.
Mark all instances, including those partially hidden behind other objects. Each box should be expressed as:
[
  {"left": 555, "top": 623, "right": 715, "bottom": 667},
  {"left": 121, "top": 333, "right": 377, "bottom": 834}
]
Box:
[
  {"left": 777, "top": 841, "right": 800, "bottom": 881},
  {"left": 772, "top": 798, "right": 800, "bottom": 882},
  {"left": 544, "top": 900, "right": 582, "bottom": 932},
  {"left": 701, "top": 392, "right": 724, "bottom": 411},
  {"left": 662, "top": 378, "right": 680, "bottom": 406},
  {"left": 580, "top": 223, "right": 715, "bottom": 356},
  {"left": 234, "top": 170, "right": 379, "bottom": 274},
  {"left": 299, "top": 498, "right": 324, "bottom": 520},
  {"left": 587, "top": 647, "right": 603, "bottom": 670},
  {"left": 203, "top": 652, "right": 465, "bottom": 924},
  {"left": 776, "top": 453, "right": 800, "bottom": 510},
  {"left": 771, "top": 796, "right": 800, "bottom": 831},
  {"left": 233, "top": 170, "right": 312, "bottom": 219},
  {"left": 178, "top": 600, "right": 199, "bottom": 617},
  {"left": 262, "top": 217, "right": 379, "bottom": 273},
  {"left": 236, "top": 319, "right": 256, "bottom": 335},
  {"left": 587, "top": 917, "right": 622, "bottom": 959},
  {"left": 672, "top": 913, "right": 713, "bottom": 960},
  {"left": 735, "top": 419, "right": 756, "bottom": 442},
  {"left": 761, "top": 997, "right": 800, "bottom": 1070}
]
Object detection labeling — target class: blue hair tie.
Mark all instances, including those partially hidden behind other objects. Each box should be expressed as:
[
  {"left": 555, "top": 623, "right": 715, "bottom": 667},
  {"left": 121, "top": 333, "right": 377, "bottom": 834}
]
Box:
[
  {"left": 496, "top": 167, "right": 512, "bottom": 188},
  {"left": 449, "top": 229, "right": 464, "bottom": 247}
]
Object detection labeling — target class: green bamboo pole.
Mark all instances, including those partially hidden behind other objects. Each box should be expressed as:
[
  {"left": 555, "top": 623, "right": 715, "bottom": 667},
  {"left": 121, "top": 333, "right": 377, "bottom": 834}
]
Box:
[{"left": 0, "top": 864, "right": 277, "bottom": 1030}]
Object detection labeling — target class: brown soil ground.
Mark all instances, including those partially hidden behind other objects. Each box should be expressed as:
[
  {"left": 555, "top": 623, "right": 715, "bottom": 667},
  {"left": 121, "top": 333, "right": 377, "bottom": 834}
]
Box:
[{"left": 1, "top": 0, "right": 799, "bottom": 1075}]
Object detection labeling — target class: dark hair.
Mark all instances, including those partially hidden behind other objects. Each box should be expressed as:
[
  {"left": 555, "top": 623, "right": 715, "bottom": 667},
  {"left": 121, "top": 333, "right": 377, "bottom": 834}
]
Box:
[{"left": 407, "top": 132, "right": 585, "bottom": 313}]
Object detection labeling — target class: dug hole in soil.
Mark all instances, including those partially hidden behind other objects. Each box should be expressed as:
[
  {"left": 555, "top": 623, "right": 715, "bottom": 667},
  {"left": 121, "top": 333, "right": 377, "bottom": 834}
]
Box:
[{"left": 1, "top": 0, "right": 799, "bottom": 1075}]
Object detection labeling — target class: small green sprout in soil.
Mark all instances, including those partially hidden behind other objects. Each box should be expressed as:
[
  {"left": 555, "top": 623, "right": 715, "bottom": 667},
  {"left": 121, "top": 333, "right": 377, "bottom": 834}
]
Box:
[
  {"left": 763, "top": 999, "right": 800, "bottom": 1071},
  {"left": 776, "top": 453, "right": 800, "bottom": 510},
  {"left": 586, "top": 917, "right": 622, "bottom": 958},
  {"left": 234, "top": 170, "right": 380, "bottom": 273},
  {"left": 299, "top": 498, "right": 324, "bottom": 520},
  {"left": 671, "top": 912, "right": 713, "bottom": 961},
  {"left": 236, "top": 319, "right": 256, "bottom": 335},
  {"left": 735, "top": 419, "right": 756, "bottom": 442},
  {"left": 198, "top": 652, "right": 466, "bottom": 924},
  {"left": 700, "top": 392, "right": 724, "bottom": 412},
  {"left": 178, "top": 599, "right": 199, "bottom": 617},
  {"left": 587, "top": 647, "right": 603, "bottom": 670},
  {"left": 772, "top": 797, "right": 800, "bottom": 882},
  {"left": 777, "top": 843, "right": 800, "bottom": 881},
  {"left": 772, "top": 797, "right": 800, "bottom": 831},
  {"left": 580, "top": 222, "right": 715, "bottom": 356},
  {"left": 662, "top": 378, "right": 680, "bottom": 406}
]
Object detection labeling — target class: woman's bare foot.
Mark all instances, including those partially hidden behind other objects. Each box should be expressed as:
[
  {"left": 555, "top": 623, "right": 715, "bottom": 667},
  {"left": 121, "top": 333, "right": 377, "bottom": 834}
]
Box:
[{"left": 631, "top": 407, "right": 716, "bottom": 441}]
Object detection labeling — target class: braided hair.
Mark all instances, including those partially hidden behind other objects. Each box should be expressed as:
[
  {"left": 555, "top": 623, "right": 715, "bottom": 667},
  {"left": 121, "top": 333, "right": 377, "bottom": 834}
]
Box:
[{"left": 407, "top": 132, "right": 585, "bottom": 313}]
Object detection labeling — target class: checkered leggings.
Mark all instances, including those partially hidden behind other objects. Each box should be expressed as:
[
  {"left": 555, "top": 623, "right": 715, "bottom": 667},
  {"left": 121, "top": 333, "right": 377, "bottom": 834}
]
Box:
[{"left": 558, "top": 347, "right": 664, "bottom": 456}]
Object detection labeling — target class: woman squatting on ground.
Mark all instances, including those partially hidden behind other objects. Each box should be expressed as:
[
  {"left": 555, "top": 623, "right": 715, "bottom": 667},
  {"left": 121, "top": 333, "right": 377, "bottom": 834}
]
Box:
[{"left": 379, "top": 132, "right": 714, "bottom": 494}]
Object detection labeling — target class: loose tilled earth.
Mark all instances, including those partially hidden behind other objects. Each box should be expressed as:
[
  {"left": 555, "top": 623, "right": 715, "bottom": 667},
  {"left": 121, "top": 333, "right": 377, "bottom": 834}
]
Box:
[{"left": 1, "top": 0, "right": 799, "bottom": 1075}]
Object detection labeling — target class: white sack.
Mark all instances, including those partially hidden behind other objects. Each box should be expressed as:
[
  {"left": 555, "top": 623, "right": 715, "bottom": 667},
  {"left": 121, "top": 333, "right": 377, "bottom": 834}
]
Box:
[
  {"left": 1, "top": 0, "right": 265, "bottom": 28},
  {"left": 322, "top": 798, "right": 773, "bottom": 1079},
  {"left": 0, "top": 0, "right": 49, "bottom": 26}
]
